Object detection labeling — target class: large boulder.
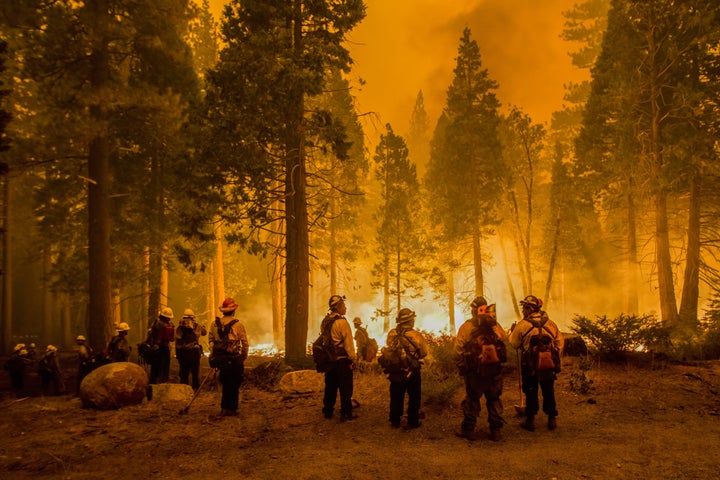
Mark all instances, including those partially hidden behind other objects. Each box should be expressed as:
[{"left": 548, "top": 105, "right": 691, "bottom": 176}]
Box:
[
  {"left": 80, "top": 362, "right": 148, "bottom": 410},
  {"left": 278, "top": 369, "right": 324, "bottom": 394}
]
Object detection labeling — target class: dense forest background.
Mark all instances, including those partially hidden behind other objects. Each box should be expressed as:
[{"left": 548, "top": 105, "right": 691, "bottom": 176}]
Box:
[{"left": 0, "top": 0, "right": 719, "bottom": 359}]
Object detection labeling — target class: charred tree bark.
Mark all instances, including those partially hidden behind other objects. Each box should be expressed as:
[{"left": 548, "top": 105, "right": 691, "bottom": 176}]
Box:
[
  {"left": 679, "top": 172, "right": 701, "bottom": 330},
  {"left": 283, "top": 1, "right": 310, "bottom": 363},
  {"left": 87, "top": 0, "right": 113, "bottom": 351},
  {"left": 1, "top": 167, "right": 10, "bottom": 354}
]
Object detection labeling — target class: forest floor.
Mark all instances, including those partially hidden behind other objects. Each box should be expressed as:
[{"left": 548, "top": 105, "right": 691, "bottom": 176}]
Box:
[{"left": 1, "top": 355, "right": 719, "bottom": 480}]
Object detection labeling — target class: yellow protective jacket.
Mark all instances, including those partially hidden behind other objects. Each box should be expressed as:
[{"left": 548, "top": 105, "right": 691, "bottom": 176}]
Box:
[
  {"left": 209, "top": 315, "right": 250, "bottom": 360},
  {"left": 330, "top": 315, "right": 356, "bottom": 361},
  {"left": 509, "top": 311, "right": 564, "bottom": 354},
  {"left": 454, "top": 318, "right": 507, "bottom": 364}
]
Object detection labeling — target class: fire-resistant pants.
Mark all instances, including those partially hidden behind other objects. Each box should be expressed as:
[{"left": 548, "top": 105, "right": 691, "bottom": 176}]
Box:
[
  {"left": 322, "top": 358, "right": 354, "bottom": 418},
  {"left": 461, "top": 370, "right": 504, "bottom": 432},
  {"left": 149, "top": 345, "right": 171, "bottom": 384},
  {"left": 219, "top": 358, "right": 245, "bottom": 412},
  {"left": 521, "top": 368, "right": 558, "bottom": 418},
  {"left": 389, "top": 369, "right": 422, "bottom": 426},
  {"left": 177, "top": 348, "right": 202, "bottom": 390}
]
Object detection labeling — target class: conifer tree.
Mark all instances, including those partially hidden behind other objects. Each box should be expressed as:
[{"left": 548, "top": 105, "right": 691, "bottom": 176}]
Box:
[{"left": 426, "top": 28, "right": 505, "bottom": 299}]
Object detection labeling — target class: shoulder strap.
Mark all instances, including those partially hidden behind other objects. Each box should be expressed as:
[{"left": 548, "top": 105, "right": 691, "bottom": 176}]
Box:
[{"left": 224, "top": 319, "right": 239, "bottom": 336}]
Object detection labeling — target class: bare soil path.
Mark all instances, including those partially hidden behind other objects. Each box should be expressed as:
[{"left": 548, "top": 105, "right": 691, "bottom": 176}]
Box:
[{"left": 1, "top": 359, "right": 719, "bottom": 479}]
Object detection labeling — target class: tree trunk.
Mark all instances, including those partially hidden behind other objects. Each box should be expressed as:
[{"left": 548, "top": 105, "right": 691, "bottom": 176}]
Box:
[
  {"left": 500, "top": 236, "right": 521, "bottom": 320},
  {"left": 383, "top": 257, "right": 390, "bottom": 334},
  {"left": 395, "top": 233, "right": 401, "bottom": 313},
  {"left": 270, "top": 235, "right": 285, "bottom": 349},
  {"left": 1, "top": 168, "right": 9, "bottom": 354},
  {"left": 283, "top": 1, "right": 311, "bottom": 363},
  {"left": 87, "top": 0, "right": 114, "bottom": 352},
  {"left": 448, "top": 269, "right": 455, "bottom": 333},
  {"left": 43, "top": 245, "right": 54, "bottom": 343},
  {"left": 329, "top": 190, "right": 337, "bottom": 294},
  {"left": 626, "top": 180, "right": 640, "bottom": 314},
  {"left": 214, "top": 224, "right": 225, "bottom": 302},
  {"left": 655, "top": 189, "right": 678, "bottom": 324},
  {"left": 472, "top": 222, "right": 484, "bottom": 297},
  {"left": 678, "top": 172, "right": 700, "bottom": 330},
  {"left": 544, "top": 215, "right": 561, "bottom": 304}
]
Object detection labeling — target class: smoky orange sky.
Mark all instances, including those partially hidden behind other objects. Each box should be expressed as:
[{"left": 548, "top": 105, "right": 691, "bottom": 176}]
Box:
[{"left": 208, "top": 0, "right": 588, "bottom": 142}]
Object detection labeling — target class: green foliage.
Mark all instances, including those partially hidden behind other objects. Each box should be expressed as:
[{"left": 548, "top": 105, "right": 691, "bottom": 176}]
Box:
[
  {"left": 426, "top": 28, "right": 505, "bottom": 240},
  {"left": 697, "top": 295, "right": 720, "bottom": 359},
  {"left": 571, "top": 313, "right": 670, "bottom": 360},
  {"left": 419, "top": 331, "right": 463, "bottom": 406},
  {"left": 372, "top": 124, "right": 428, "bottom": 305}
]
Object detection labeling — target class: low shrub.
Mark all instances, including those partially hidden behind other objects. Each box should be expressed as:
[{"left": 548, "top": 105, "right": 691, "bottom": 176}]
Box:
[{"left": 571, "top": 313, "right": 670, "bottom": 361}]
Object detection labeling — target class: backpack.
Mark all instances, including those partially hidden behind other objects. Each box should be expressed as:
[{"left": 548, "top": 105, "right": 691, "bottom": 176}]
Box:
[
  {"left": 378, "top": 329, "right": 421, "bottom": 377},
  {"left": 209, "top": 318, "right": 241, "bottom": 369},
  {"left": 312, "top": 313, "right": 347, "bottom": 373},
  {"left": 458, "top": 324, "right": 507, "bottom": 376},
  {"left": 521, "top": 316, "right": 561, "bottom": 376}
]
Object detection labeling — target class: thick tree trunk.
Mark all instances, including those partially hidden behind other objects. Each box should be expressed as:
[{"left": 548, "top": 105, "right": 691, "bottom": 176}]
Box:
[
  {"left": 87, "top": 0, "right": 114, "bottom": 352},
  {"left": 655, "top": 189, "right": 678, "bottom": 324},
  {"left": 1, "top": 168, "right": 10, "bottom": 354},
  {"left": 678, "top": 173, "right": 700, "bottom": 329},
  {"left": 283, "top": 1, "right": 310, "bottom": 363}
]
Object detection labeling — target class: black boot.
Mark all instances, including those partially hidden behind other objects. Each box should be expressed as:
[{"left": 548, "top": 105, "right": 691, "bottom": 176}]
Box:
[
  {"left": 521, "top": 415, "right": 535, "bottom": 431},
  {"left": 548, "top": 415, "right": 557, "bottom": 430}
]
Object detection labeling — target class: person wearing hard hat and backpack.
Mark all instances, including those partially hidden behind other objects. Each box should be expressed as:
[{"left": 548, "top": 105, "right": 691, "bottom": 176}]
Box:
[
  {"left": 319, "top": 294, "right": 357, "bottom": 421},
  {"left": 38, "top": 345, "right": 66, "bottom": 396},
  {"left": 145, "top": 307, "right": 176, "bottom": 384},
  {"left": 75, "top": 335, "right": 93, "bottom": 395},
  {"left": 209, "top": 297, "right": 249, "bottom": 417},
  {"left": 176, "top": 308, "right": 207, "bottom": 390},
  {"left": 108, "top": 323, "right": 132, "bottom": 362},
  {"left": 509, "top": 295, "right": 564, "bottom": 432},
  {"left": 381, "top": 308, "right": 428, "bottom": 429},
  {"left": 454, "top": 296, "right": 508, "bottom": 441}
]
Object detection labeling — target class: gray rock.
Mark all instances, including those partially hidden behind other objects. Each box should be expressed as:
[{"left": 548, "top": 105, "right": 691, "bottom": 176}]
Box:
[
  {"left": 147, "top": 383, "right": 194, "bottom": 406},
  {"left": 80, "top": 362, "right": 148, "bottom": 410},
  {"left": 277, "top": 369, "right": 324, "bottom": 394}
]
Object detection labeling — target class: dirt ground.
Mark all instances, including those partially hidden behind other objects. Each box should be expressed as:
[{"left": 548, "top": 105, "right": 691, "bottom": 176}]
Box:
[{"left": 1, "top": 355, "right": 719, "bottom": 480}]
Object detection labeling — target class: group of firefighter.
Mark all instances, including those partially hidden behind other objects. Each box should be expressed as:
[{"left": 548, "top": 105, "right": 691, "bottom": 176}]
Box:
[
  {"left": 4, "top": 292, "right": 564, "bottom": 440},
  {"left": 2, "top": 306, "right": 214, "bottom": 399},
  {"left": 320, "top": 293, "right": 564, "bottom": 441}
]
